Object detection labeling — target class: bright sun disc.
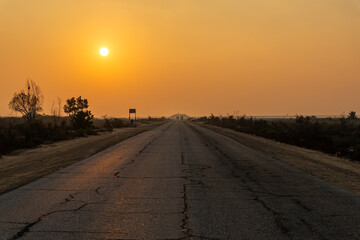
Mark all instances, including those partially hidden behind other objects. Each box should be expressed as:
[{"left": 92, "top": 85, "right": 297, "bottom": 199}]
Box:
[{"left": 100, "top": 47, "right": 109, "bottom": 56}]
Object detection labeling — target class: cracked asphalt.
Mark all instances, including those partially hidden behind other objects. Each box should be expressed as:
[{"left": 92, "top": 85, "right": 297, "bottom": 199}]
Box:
[{"left": 1, "top": 120, "right": 360, "bottom": 239}]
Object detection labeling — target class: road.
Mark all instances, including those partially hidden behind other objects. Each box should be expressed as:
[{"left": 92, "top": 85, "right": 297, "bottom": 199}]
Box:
[{"left": 1, "top": 120, "right": 360, "bottom": 240}]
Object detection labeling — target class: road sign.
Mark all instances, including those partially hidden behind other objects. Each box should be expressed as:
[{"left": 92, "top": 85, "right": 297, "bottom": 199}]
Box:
[{"left": 129, "top": 108, "right": 137, "bottom": 123}]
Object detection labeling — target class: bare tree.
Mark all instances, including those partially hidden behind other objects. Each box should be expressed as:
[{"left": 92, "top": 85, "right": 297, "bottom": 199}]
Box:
[
  {"left": 51, "top": 97, "right": 62, "bottom": 117},
  {"left": 8, "top": 79, "right": 44, "bottom": 123},
  {"left": 51, "top": 97, "right": 62, "bottom": 125}
]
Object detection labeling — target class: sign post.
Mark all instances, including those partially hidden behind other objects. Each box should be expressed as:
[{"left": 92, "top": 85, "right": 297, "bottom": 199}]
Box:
[{"left": 129, "top": 108, "right": 136, "bottom": 121}]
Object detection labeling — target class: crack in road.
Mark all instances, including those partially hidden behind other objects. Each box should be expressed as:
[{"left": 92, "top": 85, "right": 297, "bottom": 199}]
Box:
[
  {"left": 114, "top": 171, "right": 120, "bottom": 178},
  {"left": 294, "top": 199, "right": 312, "bottom": 212},
  {"left": 180, "top": 183, "right": 217, "bottom": 240},
  {"left": 8, "top": 123, "right": 183, "bottom": 239},
  {"left": 178, "top": 122, "right": 226, "bottom": 240},
  {"left": 186, "top": 122, "right": 329, "bottom": 239},
  {"left": 193, "top": 124, "right": 295, "bottom": 237},
  {"left": 181, "top": 184, "right": 190, "bottom": 238},
  {"left": 4, "top": 121, "right": 356, "bottom": 239},
  {"left": 9, "top": 203, "right": 90, "bottom": 240},
  {"left": 95, "top": 186, "right": 101, "bottom": 195},
  {"left": 113, "top": 123, "right": 174, "bottom": 178},
  {"left": 254, "top": 196, "right": 292, "bottom": 237},
  {"left": 61, "top": 193, "right": 75, "bottom": 204}
]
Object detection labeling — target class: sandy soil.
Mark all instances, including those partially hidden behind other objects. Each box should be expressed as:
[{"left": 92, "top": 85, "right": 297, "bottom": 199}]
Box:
[
  {"left": 199, "top": 123, "right": 360, "bottom": 195},
  {"left": 0, "top": 122, "right": 166, "bottom": 195}
]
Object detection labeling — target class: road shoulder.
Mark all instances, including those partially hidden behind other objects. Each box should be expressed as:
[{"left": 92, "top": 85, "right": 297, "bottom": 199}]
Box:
[
  {"left": 0, "top": 121, "right": 167, "bottom": 195},
  {"left": 196, "top": 122, "right": 360, "bottom": 195}
]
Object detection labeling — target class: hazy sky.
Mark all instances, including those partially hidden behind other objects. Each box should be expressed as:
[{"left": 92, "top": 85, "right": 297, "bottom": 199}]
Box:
[{"left": 1, "top": 0, "right": 359, "bottom": 117}]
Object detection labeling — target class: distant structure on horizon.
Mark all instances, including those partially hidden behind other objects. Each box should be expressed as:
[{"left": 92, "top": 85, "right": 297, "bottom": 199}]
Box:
[{"left": 168, "top": 113, "right": 190, "bottom": 120}]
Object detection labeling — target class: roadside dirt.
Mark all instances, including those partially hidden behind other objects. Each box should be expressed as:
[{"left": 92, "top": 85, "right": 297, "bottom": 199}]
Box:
[
  {"left": 0, "top": 122, "right": 166, "bottom": 195},
  {"left": 199, "top": 123, "right": 360, "bottom": 195}
]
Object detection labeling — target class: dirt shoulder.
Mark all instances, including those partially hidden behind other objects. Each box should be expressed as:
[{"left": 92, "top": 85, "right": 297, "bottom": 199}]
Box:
[
  {"left": 198, "top": 122, "right": 360, "bottom": 195},
  {"left": 0, "top": 122, "right": 166, "bottom": 195}
]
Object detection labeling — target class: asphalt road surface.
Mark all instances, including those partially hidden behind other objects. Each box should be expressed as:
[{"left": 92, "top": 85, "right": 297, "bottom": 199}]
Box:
[{"left": 1, "top": 121, "right": 360, "bottom": 240}]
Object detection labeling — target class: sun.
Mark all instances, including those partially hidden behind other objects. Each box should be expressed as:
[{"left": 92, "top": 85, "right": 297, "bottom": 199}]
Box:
[{"left": 100, "top": 47, "right": 109, "bottom": 56}]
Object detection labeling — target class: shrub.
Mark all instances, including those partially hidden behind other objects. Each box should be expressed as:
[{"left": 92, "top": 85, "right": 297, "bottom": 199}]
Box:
[{"left": 64, "top": 96, "right": 94, "bottom": 129}]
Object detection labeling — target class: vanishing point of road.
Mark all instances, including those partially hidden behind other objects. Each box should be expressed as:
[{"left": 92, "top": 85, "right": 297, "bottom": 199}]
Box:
[{"left": 1, "top": 121, "right": 360, "bottom": 239}]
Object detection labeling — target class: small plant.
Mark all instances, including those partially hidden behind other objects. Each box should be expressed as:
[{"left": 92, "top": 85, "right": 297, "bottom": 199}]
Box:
[{"left": 348, "top": 111, "right": 357, "bottom": 119}]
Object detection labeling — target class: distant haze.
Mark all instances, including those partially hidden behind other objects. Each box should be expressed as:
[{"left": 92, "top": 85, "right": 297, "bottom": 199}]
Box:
[{"left": 1, "top": 0, "right": 359, "bottom": 117}]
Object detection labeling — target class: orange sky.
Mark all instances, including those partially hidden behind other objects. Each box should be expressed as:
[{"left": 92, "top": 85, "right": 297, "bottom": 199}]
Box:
[{"left": 1, "top": 0, "right": 360, "bottom": 117}]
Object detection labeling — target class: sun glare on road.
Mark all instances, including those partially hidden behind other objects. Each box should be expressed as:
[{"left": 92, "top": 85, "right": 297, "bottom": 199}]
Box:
[{"left": 100, "top": 47, "right": 109, "bottom": 56}]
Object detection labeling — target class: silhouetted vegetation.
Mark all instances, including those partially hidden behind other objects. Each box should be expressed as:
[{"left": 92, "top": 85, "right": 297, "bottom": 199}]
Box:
[
  {"left": 8, "top": 79, "right": 44, "bottom": 124},
  {"left": 0, "top": 116, "right": 85, "bottom": 155},
  {"left": 198, "top": 112, "right": 360, "bottom": 161},
  {"left": 0, "top": 80, "right": 167, "bottom": 155},
  {"left": 0, "top": 115, "right": 166, "bottom": 155},
  {"left": 64, "top": 96, "right": 94, "bottom": 129}
]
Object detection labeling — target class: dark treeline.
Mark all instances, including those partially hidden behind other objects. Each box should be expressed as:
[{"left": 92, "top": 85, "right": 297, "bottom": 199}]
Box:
[
  {"left": 0, "top": 116, "right": 165, "bottom": 155},
  {"left": 196, "top": 112, "right": 360, "bottom": 161},
  {"left": 0, "top": 79, "right": 166, "bottom": 155}
]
